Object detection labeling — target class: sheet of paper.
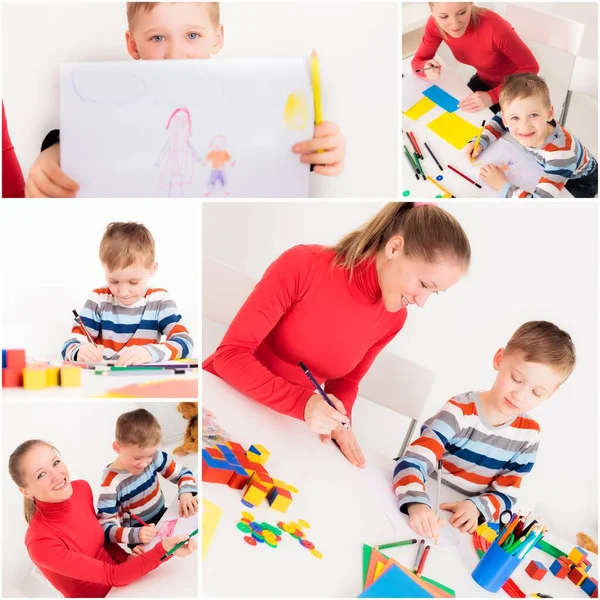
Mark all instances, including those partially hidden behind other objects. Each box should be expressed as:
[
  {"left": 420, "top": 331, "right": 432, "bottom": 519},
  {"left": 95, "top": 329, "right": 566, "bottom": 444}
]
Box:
[
  {"left": 61, "top": 59, "right": 313, "bottom": 198},
  {"left": 402, "top": 62, "right": 436, "bottom": 111},
  {"left": 359, "top": 563, "right": 434, "bottom": 598},
  {"left": 101, "top": 378, "right": 198, "bottom": 398},
  {"left": 423, "top": 85, "right": 459, "bottom": 113},
  {"left": 426, "top": 112, "right": 481, "bottom": 150},
  {"left": 404, "top": 97, "right": 436, "bottom": 121},
  {"left": 201, "top": 498, "right": 222, "bottom": 561},
  {"left": 144, "top": 512, "right": 198, "bottom": 551}
]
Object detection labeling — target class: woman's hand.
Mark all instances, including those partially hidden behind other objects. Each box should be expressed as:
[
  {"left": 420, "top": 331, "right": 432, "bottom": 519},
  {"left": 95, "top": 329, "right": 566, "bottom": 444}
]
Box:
[
  {"left": 423, "top": 59, "right": 441, "bottom": 81},
  {"left": 138, "top": 524, "right": 157, "bottom": 544},
  {"left": 407, "top": 503, "right": 446, "bottom": 542},
  {"left": 304, "top": 393, "right": 349, "bottom": 434},
  {"left": 459, "top": 91, "right": 493, "bottom": 113},
  {"left": 161, "top": 535, "right": 196, "bottom": 557},
  {"left": 292, "top": 121, "right": 345, "bottom": 176},
  {"left": 321, "top": 425, "right": 366, "bottom": 468},
  {"left": 26, "top": 143, "right": 80, "bottom": 198}
]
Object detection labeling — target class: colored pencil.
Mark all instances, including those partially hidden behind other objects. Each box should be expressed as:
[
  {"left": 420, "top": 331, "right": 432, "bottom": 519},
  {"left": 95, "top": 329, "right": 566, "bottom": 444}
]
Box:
[
  {"left": 413, "top": 152, "right": 425, "bottom": 179},
  {"left": 310, "top": 50, "right": 322, "bottom": 125},
  {"left": 299, "top": 361, "right": 349, "bottom": 428},
  {"left": 413, "top": 539, "right": 425, "bottom": 572},
  {"left": 435, "top": 460, "right": 442, "bottom": 518},
  {"left": 406, "top": 131, "right": 420, "bottom": 159},
  {"left": 424, "top": 142, "right": 443, "bottom": 171},
  {"left": 129, "top": 512, "right": 149, "bottom": 527},
  {"left": 426, "top": 175, "right": 455, "bottom": 198},
  {"left": 447, "top": 164, "right": 482, "bottom": 188},
  {"left": 416, "top": 544, "right": 431, "bottom": 577},
  {"left": 376, "top": 538, "right": 418, "bottom": 551},
  {"left": 404, "top": 146, "right": 420, "bottom": 179},
  {"left": 415, "top": 66, "right": 440, "bottom": 72},
  {"left": 409, "top": 131, "right": 424, "bottom": 160},
  {"left": 160, "top": 528, "right": 198, "bottom": 561},
  {"left": 472, "top": 119, "right": 486, "bottom": 162},
  {"left": 72, "top": 309, "right": 95, "bottom": 345}
]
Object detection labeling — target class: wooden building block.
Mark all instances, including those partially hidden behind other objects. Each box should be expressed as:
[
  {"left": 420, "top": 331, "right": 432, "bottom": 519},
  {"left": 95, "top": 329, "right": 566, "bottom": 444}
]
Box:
[
  {"left": 202, "top": 450, "right": 234, "bottom": 484},
  {"left": 2, "top": 368, "right": 23, "bottom": 387},
  {"left": 243, "top": 482, "right": 268, "bottom": 506},
  {"left": 550, "top": 557, "right": 570, "bottom": 578},
  {"left": 46, "top": 366, "right": 60, "bottom": 387},
  {"left": 6, "top": 349, "right": 26, "bottom": 370},
  {"left": 569, "top": 546, "right": 588, "bottom": 566},
  {"left": 23, "top": 367, "right": 47, "bottom": 390},
  {"left": 568, "top": 565, "right": 588, "bottom": 586},
  {"left": 228, "top": 469, "right": 251, "bottom": 490},
  {"left": 248, "top": 444, "right": 271, "bottom": 465},
  {"left": 582, "top": 577, "right": 598, "bottom": 597},
  {"left": 526, "top": 560, "right": 547, "bottom": 581},
  {"left": 60, "top": 366, "right": 81, "bottom": 387},
  {"left": 267, "top": 486, "right": 293, "bottom": 513},
  {"left": 1, "top": 349, "right": 6, "bottom": 369}
]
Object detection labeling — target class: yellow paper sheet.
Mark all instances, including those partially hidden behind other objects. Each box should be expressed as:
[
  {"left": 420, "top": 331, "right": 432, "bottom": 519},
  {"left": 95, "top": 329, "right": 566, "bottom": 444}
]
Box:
[
  {"left": 403, "top": 97, "right": 436, "bottom": 120},
  {"left": 374, "top": 561, "right": 386, "bottom": 580},
  {"left": 202, "top": 498, "right": 222, "bottom": 561},
  {"left": 426, "top": 112, "right": 480, "bottom": 150}
]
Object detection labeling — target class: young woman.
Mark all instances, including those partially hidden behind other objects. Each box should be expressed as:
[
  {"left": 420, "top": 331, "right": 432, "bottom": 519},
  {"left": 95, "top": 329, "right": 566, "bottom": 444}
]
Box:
[
  {"left": 203, "top": 202, "right": 471, "bottom": 468},
  {"left": 412, "top": 3, "right": 539, "bottom": 113}
]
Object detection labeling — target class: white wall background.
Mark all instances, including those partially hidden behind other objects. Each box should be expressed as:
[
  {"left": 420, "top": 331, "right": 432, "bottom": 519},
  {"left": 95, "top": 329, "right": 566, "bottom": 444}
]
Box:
[
  {"left": 202, "top": 201, "right": 598, "bottom": 534},
  {"left": 2, "top": 2, "right": 398, "bottom": 198},
  {"left": 0, "top": 199, "right": 198, "bottom": 359},
  {"left": 1, "top": 401, "right": 198, "bottom": 597}
]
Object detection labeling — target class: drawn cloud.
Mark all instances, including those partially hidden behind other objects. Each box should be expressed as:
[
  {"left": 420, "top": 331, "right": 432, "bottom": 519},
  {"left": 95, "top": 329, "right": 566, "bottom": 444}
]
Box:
[{"left": 72, "top": 70, "right": 147, "bottom": 105}]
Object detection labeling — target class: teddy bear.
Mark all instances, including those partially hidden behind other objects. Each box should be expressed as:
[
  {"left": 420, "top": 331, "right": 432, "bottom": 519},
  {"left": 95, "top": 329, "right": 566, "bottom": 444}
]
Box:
[{"left": 173, "top": 402, "right": 198, "bottom": 456}]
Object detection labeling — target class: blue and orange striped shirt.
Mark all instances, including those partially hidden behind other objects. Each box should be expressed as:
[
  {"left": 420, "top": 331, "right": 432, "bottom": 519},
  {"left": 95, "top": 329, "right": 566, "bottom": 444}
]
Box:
[
  {"left": 62, "top": 287, "right": 193, "bottom": 362},
  {"left": 393, "top": 391, "right": 540, "bottom": 522},
  {"left": 96, "top": 450, "right": 197, "bottom": 544},
  {"left": 473, "top": 114, "right": 597, "bottom": 198}
]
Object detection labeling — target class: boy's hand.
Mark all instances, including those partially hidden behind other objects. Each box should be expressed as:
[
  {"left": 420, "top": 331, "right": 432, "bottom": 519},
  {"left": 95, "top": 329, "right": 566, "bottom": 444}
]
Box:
[
  {"left": 26, "top": 143, "right": 80, "bottom": 198},
  {"left": 459, "top": 91, "right": 493, "bottom": 113},
  {"left": 423, "top": 59, "right": 441, "bottom": 81},
  {"left": 479, "top": 164, "right": 507, "bottom": 192},
  {"left": 304, "top": 393, "right": 349, "bottom": 434},
  {"left": 407, "top": 503, "right": 446, "bottom": 542},
  {"left": 440, "top": 500, "right": 481, "bottom": 534},
  {"left": 76, "top": 343, "right": 106, "bottom": 363},
  {"left": 139, "top": 524, "right": 157, "bottom": 544},
  {"left": 320, "top": 425, "right": 365, "bottom": 469},
  {"left": 115, "top": 346, "right": 152, "bottom": 366},
  {"left": 179, "top": 493, "right": 199, "bottom": 517},
  {"left": 464, "top": 141, "right": 484, "bottom": 162},
  {"left": 292, "top": 121, "right": 345, "bottom": 176},
  {"left": 161, "top": 534, "right": 196, "bottom": 557}
]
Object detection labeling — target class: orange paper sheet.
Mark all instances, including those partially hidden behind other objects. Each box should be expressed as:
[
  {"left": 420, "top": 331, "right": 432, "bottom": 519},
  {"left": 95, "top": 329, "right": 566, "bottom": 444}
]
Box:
[{"left": 100, "top": 377, "right": 199, "bottom": 398}]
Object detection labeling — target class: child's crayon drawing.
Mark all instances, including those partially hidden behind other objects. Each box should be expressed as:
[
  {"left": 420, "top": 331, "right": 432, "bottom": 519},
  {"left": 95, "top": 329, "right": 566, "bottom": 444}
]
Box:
[
  {"left": 203, "top": 135, "right": 235, "bottom": 197},
  {"left": 284, "top": 91, "right": 310, "bottom": 130},
  {"left": 143, "top": 518, "right": 178, "bottom": 550},
  {"left": 155, "top": 108, "right": 202, "bottom": 197}
]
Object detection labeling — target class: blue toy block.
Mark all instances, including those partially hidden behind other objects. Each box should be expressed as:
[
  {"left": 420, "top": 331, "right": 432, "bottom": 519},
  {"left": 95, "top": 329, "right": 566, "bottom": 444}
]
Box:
[
  {"left": 202, "top": 449, "right": 235, "bottom": 471},
  {"left": 581, "top": 576, "right": 598, "bottom": 596},
  {"left": 1, "top": 349, "right": 6, "bottom": 369},
  {"left": 214, "top": 444, "right": 247, "bottom": 475}
]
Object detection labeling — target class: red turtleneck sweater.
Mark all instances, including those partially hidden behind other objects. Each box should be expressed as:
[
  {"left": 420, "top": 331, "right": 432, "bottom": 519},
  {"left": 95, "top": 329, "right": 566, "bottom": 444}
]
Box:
[
  {"left": 2, "top": 102, "right": 26, "bottom": 198},
  {"left": 203, "top": 245, "right": 407, "bottom": 420},
  {"left": 25, "top": 480, "right": 167, "bottom": 598}
]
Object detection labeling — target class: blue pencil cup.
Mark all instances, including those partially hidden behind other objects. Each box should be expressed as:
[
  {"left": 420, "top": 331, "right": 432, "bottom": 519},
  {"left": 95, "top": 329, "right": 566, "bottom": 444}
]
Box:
[{"left": 471, "top": 538, "right": 523, "bottom": 592}]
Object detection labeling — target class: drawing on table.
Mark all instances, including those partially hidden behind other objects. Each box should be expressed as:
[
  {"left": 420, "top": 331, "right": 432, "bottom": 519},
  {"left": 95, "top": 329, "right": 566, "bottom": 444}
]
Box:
[
  {"left": 155, "top": 108, "right": 201, "bottom": 197},
  {"left": 155, "top": 518, "right": 178, "bottom": 540},
  {"left": 284, "top": 91, "right": 310, "bottom": 130},
  {"left": 203, "top": 135, "right": 235, "bottom": 197},
  {"left": 144, "top": 514, "right": 197, "bottom": 551}
]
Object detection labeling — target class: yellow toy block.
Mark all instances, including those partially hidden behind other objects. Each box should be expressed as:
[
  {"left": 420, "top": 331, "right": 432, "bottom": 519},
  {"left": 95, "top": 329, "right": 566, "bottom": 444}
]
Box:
[
  {"left": 60, "top": 366, "right": 81, "bottom": 387},
  {"left": 23, "top": 367, "right": 48, "bottom": 390},
  {"left": 569, "top": 546, "right": 588, "bottom": 566},
  {"left": 251, "top": 444, "right": 271, "bottom": 465},
  {"left": 250, "top": 472, "right": 274, "bottom": 494},
  {"left": 268, "top": 487, "right": 293, "bottom": 513},
  {"left": 46, "top": 366, "right": 60, "bottom": 387},
  {"left": 243, "top": 482, "right": 268, "bottom": 506},
  {"left": 272, "top": 478, "right": 288, "bottom": 490}
]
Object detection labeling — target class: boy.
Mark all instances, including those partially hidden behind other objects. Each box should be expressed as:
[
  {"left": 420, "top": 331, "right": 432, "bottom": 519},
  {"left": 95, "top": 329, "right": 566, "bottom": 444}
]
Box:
[
  {"left": 466, "top": 73, "right": 598, "bottom": 198},
  {"left": 26, "top": 2, "right": 345, "bottom": 197},
  {"left": 393, "top": 321, "right": 575, "bottom": 541},
  {"left": 61, "top": 221, "right": 194, "bottom": 366},
  {"left": 97, "top": 408, "right": 198, "bottom": 548}
]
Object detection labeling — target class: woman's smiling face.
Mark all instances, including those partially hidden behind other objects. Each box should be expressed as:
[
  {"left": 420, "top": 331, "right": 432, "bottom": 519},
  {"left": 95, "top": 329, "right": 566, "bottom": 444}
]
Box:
[
  {"left": 431, "top": 3, "right": 473, "bottom": 38},
  {"left": 19, "top": 443, "right": 73, "bottom": 503}
]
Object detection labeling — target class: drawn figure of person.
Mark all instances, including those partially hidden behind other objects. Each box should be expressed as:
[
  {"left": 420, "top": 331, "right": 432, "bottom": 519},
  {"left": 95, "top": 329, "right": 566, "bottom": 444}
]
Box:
[
  {"left": 203, "top": 135, "right": 235, "bottom": 197},
  {"left": 155, "top": 108, "right": 201, "bottom": 197}
]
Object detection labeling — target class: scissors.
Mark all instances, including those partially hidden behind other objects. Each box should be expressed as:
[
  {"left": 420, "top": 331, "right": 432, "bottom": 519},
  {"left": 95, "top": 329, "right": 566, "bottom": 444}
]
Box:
[{"left": 499, "top": 510, "right": 513, "bottom": 534}]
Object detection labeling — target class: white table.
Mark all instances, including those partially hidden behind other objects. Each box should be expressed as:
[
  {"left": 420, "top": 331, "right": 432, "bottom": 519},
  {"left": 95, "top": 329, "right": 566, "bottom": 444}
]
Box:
[
  {"left": 401, "top": 57, "right": 573, "bottom": 199},
  {"left": 108, "top": 497, "right": 198, "bottom": 598},
  {"left": 203, "top": 372, "right": 595, "bottom": 597}
]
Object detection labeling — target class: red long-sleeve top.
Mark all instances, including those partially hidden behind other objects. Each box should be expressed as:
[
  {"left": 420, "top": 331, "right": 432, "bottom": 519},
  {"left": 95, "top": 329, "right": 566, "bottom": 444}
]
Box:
[
  {"left": 2, "top": 102, "right": 26, "bottom": 198},
  {"left": 411, "top": 10, "right": 539, "bottom": 104},
  {"left": 203, "top": 245, "right": 407, "bottom": 421},
  {"left": 25, "top": 480, "right": 167, "bottom": 598}
]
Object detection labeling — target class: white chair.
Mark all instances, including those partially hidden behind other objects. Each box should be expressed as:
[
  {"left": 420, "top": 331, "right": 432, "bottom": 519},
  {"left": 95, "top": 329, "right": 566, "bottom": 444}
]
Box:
[{"left": 202, "top": 254, "right": 436, "bottom": 459}]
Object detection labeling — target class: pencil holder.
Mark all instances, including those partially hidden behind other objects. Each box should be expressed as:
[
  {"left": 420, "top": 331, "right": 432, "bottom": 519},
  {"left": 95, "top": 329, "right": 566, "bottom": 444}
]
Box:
[{"left": 471, "top": 538, "right": 523, "bottom": 592}]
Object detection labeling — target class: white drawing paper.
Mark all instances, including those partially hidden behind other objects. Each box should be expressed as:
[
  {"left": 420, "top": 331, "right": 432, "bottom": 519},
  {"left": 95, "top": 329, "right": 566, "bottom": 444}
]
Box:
[
  {"left": 60, "top": 59, "right": 314, "bottom": 198},
  {"left": 143, "top": 512, "right": 198, "bottom": 551}
]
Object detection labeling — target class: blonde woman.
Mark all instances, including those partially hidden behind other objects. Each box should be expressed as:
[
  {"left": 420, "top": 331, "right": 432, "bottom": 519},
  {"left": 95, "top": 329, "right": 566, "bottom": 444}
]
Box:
[
  {"left": 203, "top": 203, "right": 471, "bottom": 467},
  {"left": 412, "top": 3, "right": 539, "bottom": 113}
]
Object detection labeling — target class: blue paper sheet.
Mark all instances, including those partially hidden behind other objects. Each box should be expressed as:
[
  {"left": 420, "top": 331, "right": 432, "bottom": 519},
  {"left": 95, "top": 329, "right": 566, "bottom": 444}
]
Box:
[
  {"left": 423, "top": 85, "right": 460, "bottom": 113},
  {"left": 358, "top": 564, "right": 434, "bottom": 598}
]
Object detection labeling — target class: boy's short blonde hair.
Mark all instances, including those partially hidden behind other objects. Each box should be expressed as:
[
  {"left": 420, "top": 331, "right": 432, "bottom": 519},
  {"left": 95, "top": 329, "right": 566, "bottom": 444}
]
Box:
[
  {"left": 99, "top": 222, "right": 155, "bottom": 271},
  {"left": 505, "top": 320, "right": 576, "bottom": 379},
  {"left": 126, "top": 2, "right": 220, "bottom": 31},
  {"left": 116, "top": 408, "right": 162, "bottom": 447},
  {"left": 499, "top": 73, "right": 552, "bottom": 111}
]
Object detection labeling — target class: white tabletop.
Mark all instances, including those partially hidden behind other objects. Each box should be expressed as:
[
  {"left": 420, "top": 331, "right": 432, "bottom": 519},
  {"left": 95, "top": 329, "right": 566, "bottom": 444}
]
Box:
[
  {"left": 401, "top": 57, "right": 573, "bottom": 199},
  {"left": 107, "top": 498, "right": 198, "bottom": 598},
  {"left": 202, "top": 372, "right": 595, "bottom": 598}
]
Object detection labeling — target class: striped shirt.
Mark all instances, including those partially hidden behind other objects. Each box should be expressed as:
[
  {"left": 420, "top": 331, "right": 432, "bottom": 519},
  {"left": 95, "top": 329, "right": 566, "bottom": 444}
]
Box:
[
  {"left": 62, "top": 287, "right": 194, "bottom": 362},
  {"left": 96, "top": 450, "right": 198, "bottom": 544},
  {"left": 473, "top": 114, "right": 597, "bottom": 198},
  {"left": 393, "top": 391, "right": 540, "bottom": 522}
]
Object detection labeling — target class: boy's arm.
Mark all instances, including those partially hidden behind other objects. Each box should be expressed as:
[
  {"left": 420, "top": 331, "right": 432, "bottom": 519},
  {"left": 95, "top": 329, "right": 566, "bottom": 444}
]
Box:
[
  {"left": 61, "top": 292, "right": 102, "bottom": 361},
  {"left": 96, "top": 474, "right": 142, "bottom": 545},
  {"left": 393, "top": 399, "right": 462, "bottom": 515},
  {"left": 410, "top": 16, "right": 443, "bottom": 77},
  {"left": 156, "top": 450, "right": 198, "bottom": 497},
  {"left": 141, "top": 296, "right": 194, "bottom": 361}
]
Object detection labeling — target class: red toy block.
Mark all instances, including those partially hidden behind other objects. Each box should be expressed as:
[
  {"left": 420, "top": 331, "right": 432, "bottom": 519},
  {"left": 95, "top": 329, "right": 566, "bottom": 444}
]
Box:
[
  {"left": 6, "top": 349, "right": 26, "bottom": 370},
  {"left": 526, "top": 560, "right": 547, "bottom": 581},
  {"left": 2, "top": 368, "right": 23, "bottom": 387},
  {"left": 207, "top": 447, "right": 225, "bottom": 459},
  {"left": 228, "top": 470, "right": 251, "bottom": 490},
  {"left": 202, "top": 461, "right": 234, "bottom": 484},
  {"left": 568, "top": 566, "right": 588, "bottom": 586},
  {"left": 550, "top": 557, "right": 570, "bottom": 578}
]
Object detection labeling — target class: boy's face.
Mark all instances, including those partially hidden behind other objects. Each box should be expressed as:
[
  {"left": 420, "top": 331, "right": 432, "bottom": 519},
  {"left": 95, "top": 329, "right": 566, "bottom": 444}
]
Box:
[
  {"left": 103, "top": 260, "right": 157, "bottom": 306},
  {"left": 113, "top": 441, "right": 160, "bottom": 474},
  {"left": 126, "top": 2, "right": 224, "bottom": 60},
  {"left": 490, "top": 348, "right": 565, "bottom": 417},
  {"left": 502, "top": 95, "right": 554, "bottom": 149}
]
